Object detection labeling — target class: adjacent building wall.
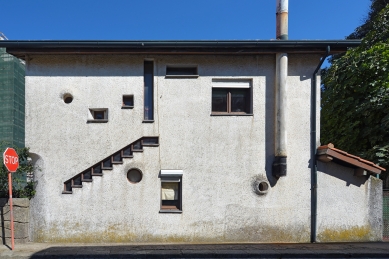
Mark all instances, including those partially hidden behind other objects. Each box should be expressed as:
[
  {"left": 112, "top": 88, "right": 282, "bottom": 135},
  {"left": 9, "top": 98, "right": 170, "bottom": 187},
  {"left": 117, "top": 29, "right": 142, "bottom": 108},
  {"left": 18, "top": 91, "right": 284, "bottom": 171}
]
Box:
[
  {"left": 317, "top": 161, "right": 382, "bottom": 241},
  {"left": 25, "top": 53, "right": 381, "bottom": 243}
]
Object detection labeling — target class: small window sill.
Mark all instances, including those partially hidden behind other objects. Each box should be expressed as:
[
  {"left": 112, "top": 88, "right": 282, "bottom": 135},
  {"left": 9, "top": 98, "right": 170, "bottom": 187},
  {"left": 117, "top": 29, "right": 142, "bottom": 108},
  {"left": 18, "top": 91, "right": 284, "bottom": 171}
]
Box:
[
  {"left": 62, "top": 191, "right": 73, "bottom": 194},
  {"left": 142, "top": 120, "right": 154, "bottom": 123},
  {"left": 121, "top": 106, "right": 134, "bottom": 109},
  {"left": 143, "top": 144, "right": 159, "bottom": 147},
  {"left": 211, "top": 113, "right": 253, "bottom": 116},
  {"left": 159, "top": 210, "right": 182, "bottom": 214},
  {"left": 165, "top": 75, "right": 199, "bottom": 79},
  {"left": 87, "top": 119, "right": 108, "bottom": 123}
]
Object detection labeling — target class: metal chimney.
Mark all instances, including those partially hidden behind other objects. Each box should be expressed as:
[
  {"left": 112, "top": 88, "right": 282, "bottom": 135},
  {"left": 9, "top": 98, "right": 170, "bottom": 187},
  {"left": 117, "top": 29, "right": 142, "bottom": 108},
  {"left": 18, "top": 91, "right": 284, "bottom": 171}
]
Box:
[{"left": 276, "top": 0, "right": 288, "bottom": 40}]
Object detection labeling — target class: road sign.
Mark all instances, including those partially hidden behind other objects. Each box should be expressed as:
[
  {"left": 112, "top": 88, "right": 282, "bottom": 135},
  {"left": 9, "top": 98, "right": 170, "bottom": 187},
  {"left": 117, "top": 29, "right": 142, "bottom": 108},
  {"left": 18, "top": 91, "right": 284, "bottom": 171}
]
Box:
[
  {"left": 2, "top": 147, "right": 18, "bottom": 250},
  {"left": 3, "top": 148, "right": 19, "bottom": 173}
]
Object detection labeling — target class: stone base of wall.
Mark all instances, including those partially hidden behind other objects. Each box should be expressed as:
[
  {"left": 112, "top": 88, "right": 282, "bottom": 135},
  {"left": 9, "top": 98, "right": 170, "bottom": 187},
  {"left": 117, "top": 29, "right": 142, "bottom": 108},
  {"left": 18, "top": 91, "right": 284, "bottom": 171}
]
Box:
[{"left": 0, "top": 198, "right": 29, "bottom": 244}]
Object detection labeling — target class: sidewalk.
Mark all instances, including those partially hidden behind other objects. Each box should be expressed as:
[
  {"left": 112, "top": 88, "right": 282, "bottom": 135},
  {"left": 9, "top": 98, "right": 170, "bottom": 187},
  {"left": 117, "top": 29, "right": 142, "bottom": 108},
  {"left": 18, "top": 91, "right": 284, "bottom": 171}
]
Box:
[{"left": 1, "top": 242, "right": 389, "bottom": 258}]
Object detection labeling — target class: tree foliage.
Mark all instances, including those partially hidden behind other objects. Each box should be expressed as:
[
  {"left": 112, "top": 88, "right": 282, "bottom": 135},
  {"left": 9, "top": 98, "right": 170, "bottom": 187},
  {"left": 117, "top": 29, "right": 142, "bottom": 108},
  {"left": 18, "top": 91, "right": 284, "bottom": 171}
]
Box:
[
  {"left": 0, "top": 141, "right": 36, "bottom": 199},
  {"left": 321, "top": 3, "right": 389, "bottom": 173},
  {"left": 348, "top": 0, "right": 389, "bottom": 39}
]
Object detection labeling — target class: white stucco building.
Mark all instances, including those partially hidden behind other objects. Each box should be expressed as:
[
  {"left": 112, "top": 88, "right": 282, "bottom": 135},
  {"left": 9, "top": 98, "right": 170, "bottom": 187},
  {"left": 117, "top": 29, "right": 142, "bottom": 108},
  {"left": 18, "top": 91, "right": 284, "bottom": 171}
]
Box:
[{"left": 0, "top": 40, "right": 384, "bottom": 243}]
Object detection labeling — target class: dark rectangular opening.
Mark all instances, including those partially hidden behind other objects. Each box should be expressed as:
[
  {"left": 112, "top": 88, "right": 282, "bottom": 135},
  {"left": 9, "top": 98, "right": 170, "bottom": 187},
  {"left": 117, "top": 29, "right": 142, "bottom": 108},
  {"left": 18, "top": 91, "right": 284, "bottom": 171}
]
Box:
[
  {"left": 83, "top": 169, "right": 92, "bottom": 180},
  {"left": 166, "top": 66, "right": 198, "bottom": 76},
  {"left": 142, "top": 137, "right": 159, "bottom": 145},
  {"left": 122, "top": 146, "right": 132, "bottom": 157},
  {"left": 132, "top": 140, "right": 142, "bottom": 150},
  {"left": 73, "top": 175, "right": 82, "bottom": 186},
  {"left": 144, "top": 61, "right": 154, "bottom": 120},
  {"left": 93, "top": 110, "right": 105, "bottom": 120},
  {"left": 65, "top": 181, "right": 72, "bottom": 192},
  {"left": 122, "top": 95, "right": 134, "bottom": 107},
  {"left": 103, "top": 158, "right": 112, "bottom": 168},
  {"left": 93, "top": 164, "right": 102, "bottom": 174},
  {"left": 112, "top": 152, "right": 122, "bottom": 162}
]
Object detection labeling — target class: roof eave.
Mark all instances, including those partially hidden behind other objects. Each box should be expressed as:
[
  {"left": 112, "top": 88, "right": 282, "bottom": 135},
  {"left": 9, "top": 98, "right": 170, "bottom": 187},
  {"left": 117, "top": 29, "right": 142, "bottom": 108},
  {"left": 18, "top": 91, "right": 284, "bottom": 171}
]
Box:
[{"left": 0, "top": 40, "right": 361, "bottom": 60}]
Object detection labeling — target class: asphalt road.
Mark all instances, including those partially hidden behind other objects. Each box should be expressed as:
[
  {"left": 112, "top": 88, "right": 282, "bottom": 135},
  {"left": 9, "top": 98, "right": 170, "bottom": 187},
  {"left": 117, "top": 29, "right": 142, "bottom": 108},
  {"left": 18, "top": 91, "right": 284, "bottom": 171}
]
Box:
[{"left": 1, "top": 242, "right": 389, "bottom": 258}]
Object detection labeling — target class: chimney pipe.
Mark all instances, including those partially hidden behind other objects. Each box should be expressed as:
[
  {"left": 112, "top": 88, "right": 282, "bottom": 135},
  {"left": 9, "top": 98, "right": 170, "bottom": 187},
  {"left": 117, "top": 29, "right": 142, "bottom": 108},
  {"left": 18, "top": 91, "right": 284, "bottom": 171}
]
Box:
[
  {"left": 273, "top": 0, "right": 288, "bottom": 178},
  {"left": 276, "top": 0, "right": 288, "bottom": 40}
]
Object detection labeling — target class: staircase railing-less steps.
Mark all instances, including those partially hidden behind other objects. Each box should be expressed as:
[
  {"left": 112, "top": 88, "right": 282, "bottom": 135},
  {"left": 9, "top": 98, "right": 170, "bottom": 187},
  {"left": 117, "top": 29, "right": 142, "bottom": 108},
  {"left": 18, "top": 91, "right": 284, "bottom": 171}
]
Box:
[{"left": 62, "top": 136, "right": 159, "bottom": 194}]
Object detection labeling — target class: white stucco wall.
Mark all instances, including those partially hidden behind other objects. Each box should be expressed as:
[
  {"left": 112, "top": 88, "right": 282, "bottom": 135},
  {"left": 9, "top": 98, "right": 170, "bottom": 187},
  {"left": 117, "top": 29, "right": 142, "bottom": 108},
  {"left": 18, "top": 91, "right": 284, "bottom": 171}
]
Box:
[{"left": 24, "top": 53, "right": 381, "bottom": 243}]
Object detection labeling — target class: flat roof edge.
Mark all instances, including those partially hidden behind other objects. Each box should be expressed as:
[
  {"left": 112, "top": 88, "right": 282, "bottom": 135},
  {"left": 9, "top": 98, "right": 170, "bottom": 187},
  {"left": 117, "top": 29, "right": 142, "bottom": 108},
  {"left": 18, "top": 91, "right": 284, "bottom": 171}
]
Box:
[{"left": 0, "top": 40, "right": 361, "bottom": 59}]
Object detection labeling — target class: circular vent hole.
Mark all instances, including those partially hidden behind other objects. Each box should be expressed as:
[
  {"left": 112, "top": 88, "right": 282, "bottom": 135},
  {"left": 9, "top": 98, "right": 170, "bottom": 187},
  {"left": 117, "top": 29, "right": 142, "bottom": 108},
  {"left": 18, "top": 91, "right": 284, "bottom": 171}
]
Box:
[
  {"left": 127, "top": 168, "right": 142, "bottom": 183},
  {"left": 63, "top": 93, "right": 73, "bottom": 104},
  {"left": 258, "top": 182, "right": 269, "bottom": 192}
]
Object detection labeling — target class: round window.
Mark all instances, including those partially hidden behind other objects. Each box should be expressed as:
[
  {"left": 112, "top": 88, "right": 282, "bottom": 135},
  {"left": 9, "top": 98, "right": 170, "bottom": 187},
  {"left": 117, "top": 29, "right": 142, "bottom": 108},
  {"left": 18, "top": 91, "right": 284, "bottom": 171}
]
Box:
[
  {"left": 127, "top": 168, "right": 142, "bottom": 183},
  {"left": 63, "top": 93, "right": 73, "bottom": 104}
]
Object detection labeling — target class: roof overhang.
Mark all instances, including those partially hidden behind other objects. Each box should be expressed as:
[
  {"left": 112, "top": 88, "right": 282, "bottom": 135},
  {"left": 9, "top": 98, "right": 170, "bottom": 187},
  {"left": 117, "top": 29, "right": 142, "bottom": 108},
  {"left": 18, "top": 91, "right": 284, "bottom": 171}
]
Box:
[
  {"left": 317, "top": 144, "right": 385, "bottom": 175},
  {"left": 0, "top": 40, "right": 361, "bottom": 60}
]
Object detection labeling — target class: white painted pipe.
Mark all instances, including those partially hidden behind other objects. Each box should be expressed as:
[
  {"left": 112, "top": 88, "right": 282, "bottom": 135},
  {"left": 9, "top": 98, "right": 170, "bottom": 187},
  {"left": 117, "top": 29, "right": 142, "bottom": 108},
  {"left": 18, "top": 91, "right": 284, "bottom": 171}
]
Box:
[
  {"left": 276, "top": 53, "right": 288, "bottom": 157},
  {"left": 274, "top": 0, "right": 288, "bottom": 177}
]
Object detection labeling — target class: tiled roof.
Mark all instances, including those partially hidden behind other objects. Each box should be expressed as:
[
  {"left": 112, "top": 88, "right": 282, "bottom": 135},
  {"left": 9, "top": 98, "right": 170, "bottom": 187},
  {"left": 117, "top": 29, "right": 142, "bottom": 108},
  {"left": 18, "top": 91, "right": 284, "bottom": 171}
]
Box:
[{"left": 317, "top": 143, "right": 385, "bottom": 174}]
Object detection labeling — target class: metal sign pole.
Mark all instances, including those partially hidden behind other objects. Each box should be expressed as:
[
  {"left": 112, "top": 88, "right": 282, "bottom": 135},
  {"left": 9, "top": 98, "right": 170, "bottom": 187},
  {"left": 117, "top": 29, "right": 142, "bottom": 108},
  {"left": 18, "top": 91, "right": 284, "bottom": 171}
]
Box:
[{"left": 8, "top": 171, "right": 14, "bottom": 250}]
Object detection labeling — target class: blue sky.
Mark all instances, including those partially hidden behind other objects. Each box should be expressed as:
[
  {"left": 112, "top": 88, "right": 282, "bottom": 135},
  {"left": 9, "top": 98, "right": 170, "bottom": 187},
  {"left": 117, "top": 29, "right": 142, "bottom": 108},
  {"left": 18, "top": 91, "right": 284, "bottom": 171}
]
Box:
[{"left": 2, "top": 0, "right": 370, "bottom": 41}]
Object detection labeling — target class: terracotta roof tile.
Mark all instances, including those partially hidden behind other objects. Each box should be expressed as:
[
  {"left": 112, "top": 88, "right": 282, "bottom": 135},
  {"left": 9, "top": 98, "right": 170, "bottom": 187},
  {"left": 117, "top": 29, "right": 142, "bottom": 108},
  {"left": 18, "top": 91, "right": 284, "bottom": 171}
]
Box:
[{"left": 317, "top": 143, "right": 386, "bottom": 173}]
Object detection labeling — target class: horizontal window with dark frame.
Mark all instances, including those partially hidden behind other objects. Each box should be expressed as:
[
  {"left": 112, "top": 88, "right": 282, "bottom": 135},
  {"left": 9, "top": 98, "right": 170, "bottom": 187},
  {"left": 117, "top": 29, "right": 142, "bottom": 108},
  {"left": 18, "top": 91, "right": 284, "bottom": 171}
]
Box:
[{"left": 165, "top": 66, "right": 198, "bottom": 78}]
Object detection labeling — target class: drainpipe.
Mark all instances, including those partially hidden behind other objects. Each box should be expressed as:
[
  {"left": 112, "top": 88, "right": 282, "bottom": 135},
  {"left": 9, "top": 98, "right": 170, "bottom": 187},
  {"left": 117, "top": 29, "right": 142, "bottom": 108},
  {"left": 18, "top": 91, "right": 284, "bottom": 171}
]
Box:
[
  {"left": 273, "top": 0, "right": 288, "bottom": 177},
  {"left": 311, "top": 46, "right": 330, "bottom": 243}
]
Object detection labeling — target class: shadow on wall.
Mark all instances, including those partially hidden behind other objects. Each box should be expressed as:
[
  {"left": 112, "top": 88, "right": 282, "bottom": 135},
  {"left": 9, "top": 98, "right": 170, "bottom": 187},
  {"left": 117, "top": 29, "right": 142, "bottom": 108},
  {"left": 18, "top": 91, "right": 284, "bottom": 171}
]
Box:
[{"left": 317, "top": 160, "right": 368, "bottom": 187}]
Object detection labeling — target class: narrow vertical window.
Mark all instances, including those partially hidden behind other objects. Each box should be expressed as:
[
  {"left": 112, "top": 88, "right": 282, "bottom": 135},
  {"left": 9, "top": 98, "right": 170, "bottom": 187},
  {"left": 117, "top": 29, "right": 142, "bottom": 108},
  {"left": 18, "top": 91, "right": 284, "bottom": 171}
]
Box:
[{"left": 144, "top": 61, "right": 154, "bottom": 121}]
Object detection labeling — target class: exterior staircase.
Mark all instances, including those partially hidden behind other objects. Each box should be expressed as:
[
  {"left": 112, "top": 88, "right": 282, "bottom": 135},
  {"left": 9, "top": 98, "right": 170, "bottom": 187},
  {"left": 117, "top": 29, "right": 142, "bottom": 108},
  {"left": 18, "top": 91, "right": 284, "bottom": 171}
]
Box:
[{"left": 62, "top": 136, "right": 159, "bottom": 194}]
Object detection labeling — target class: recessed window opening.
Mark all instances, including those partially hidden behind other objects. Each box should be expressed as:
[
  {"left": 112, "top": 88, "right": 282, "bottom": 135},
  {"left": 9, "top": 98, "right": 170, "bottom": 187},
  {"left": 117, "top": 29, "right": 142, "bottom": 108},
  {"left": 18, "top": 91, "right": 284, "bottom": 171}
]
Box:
[
  {"left": 88, "top": 108, "right": 108, "bottom": 122},
  {"left": 83, "top": 169, "right": 92, "bottom": 180},
  {"left": 160, "top": 170, "right": 183, "bottom": 213},
  {"left": 102, "top": 158, "right": 112, "bottom": 169},
  {"left": 144, "top": 61, "right": 154, "bottom": 121},
  {"left": 142, "top": 137, "right": 159, "bottom": 146},
  {"left": 93, "top": 164, "right": 102, "bottom": 175},
  {"left": 122, "top": 95, "right": 134, "bottom": 108},
  {"left": 166, "top": 66, "right": 198, "bottom": 76},
  {"left": 63, "top": 93, "right": 73, "bottom": 104},
  {"left": 127, "top": 168, "right": 142, "bottom": 183},
  {"left": 132, "top": 140, "right": 142, "bottom": 151},
  {"left": 211, "top": 80, "right": 252, "bottom": 115}
]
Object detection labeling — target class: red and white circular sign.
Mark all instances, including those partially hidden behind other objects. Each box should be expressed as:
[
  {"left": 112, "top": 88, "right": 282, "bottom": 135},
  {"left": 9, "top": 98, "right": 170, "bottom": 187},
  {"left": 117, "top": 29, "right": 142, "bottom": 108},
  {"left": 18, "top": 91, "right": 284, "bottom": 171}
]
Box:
[{"left": 3, "top": 148, "right": 19, "bottom": 173}]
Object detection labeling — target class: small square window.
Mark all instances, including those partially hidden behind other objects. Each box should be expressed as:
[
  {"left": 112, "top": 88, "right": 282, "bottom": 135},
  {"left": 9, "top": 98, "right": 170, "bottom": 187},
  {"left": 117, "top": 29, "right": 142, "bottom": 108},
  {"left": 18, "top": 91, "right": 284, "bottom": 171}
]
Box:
[
  {"left": 122, "top": 95, "right": 134, "bottom": 108},
  {"left": 88, "top": 108, "right": 108, "bottom": 123},
  {"left": 160, "top": 170, "right": 183, "bottom": 213},
  {"left": 211, "top": 80, "right": 252, "bottom": 115}
]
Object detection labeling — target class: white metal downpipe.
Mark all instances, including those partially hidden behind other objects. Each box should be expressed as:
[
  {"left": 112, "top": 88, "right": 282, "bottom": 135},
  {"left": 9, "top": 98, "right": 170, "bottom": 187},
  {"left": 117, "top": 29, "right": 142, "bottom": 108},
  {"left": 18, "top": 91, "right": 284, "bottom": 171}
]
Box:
[{"left": 273, "top": 0, "right": 288, "bottom": 177}]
